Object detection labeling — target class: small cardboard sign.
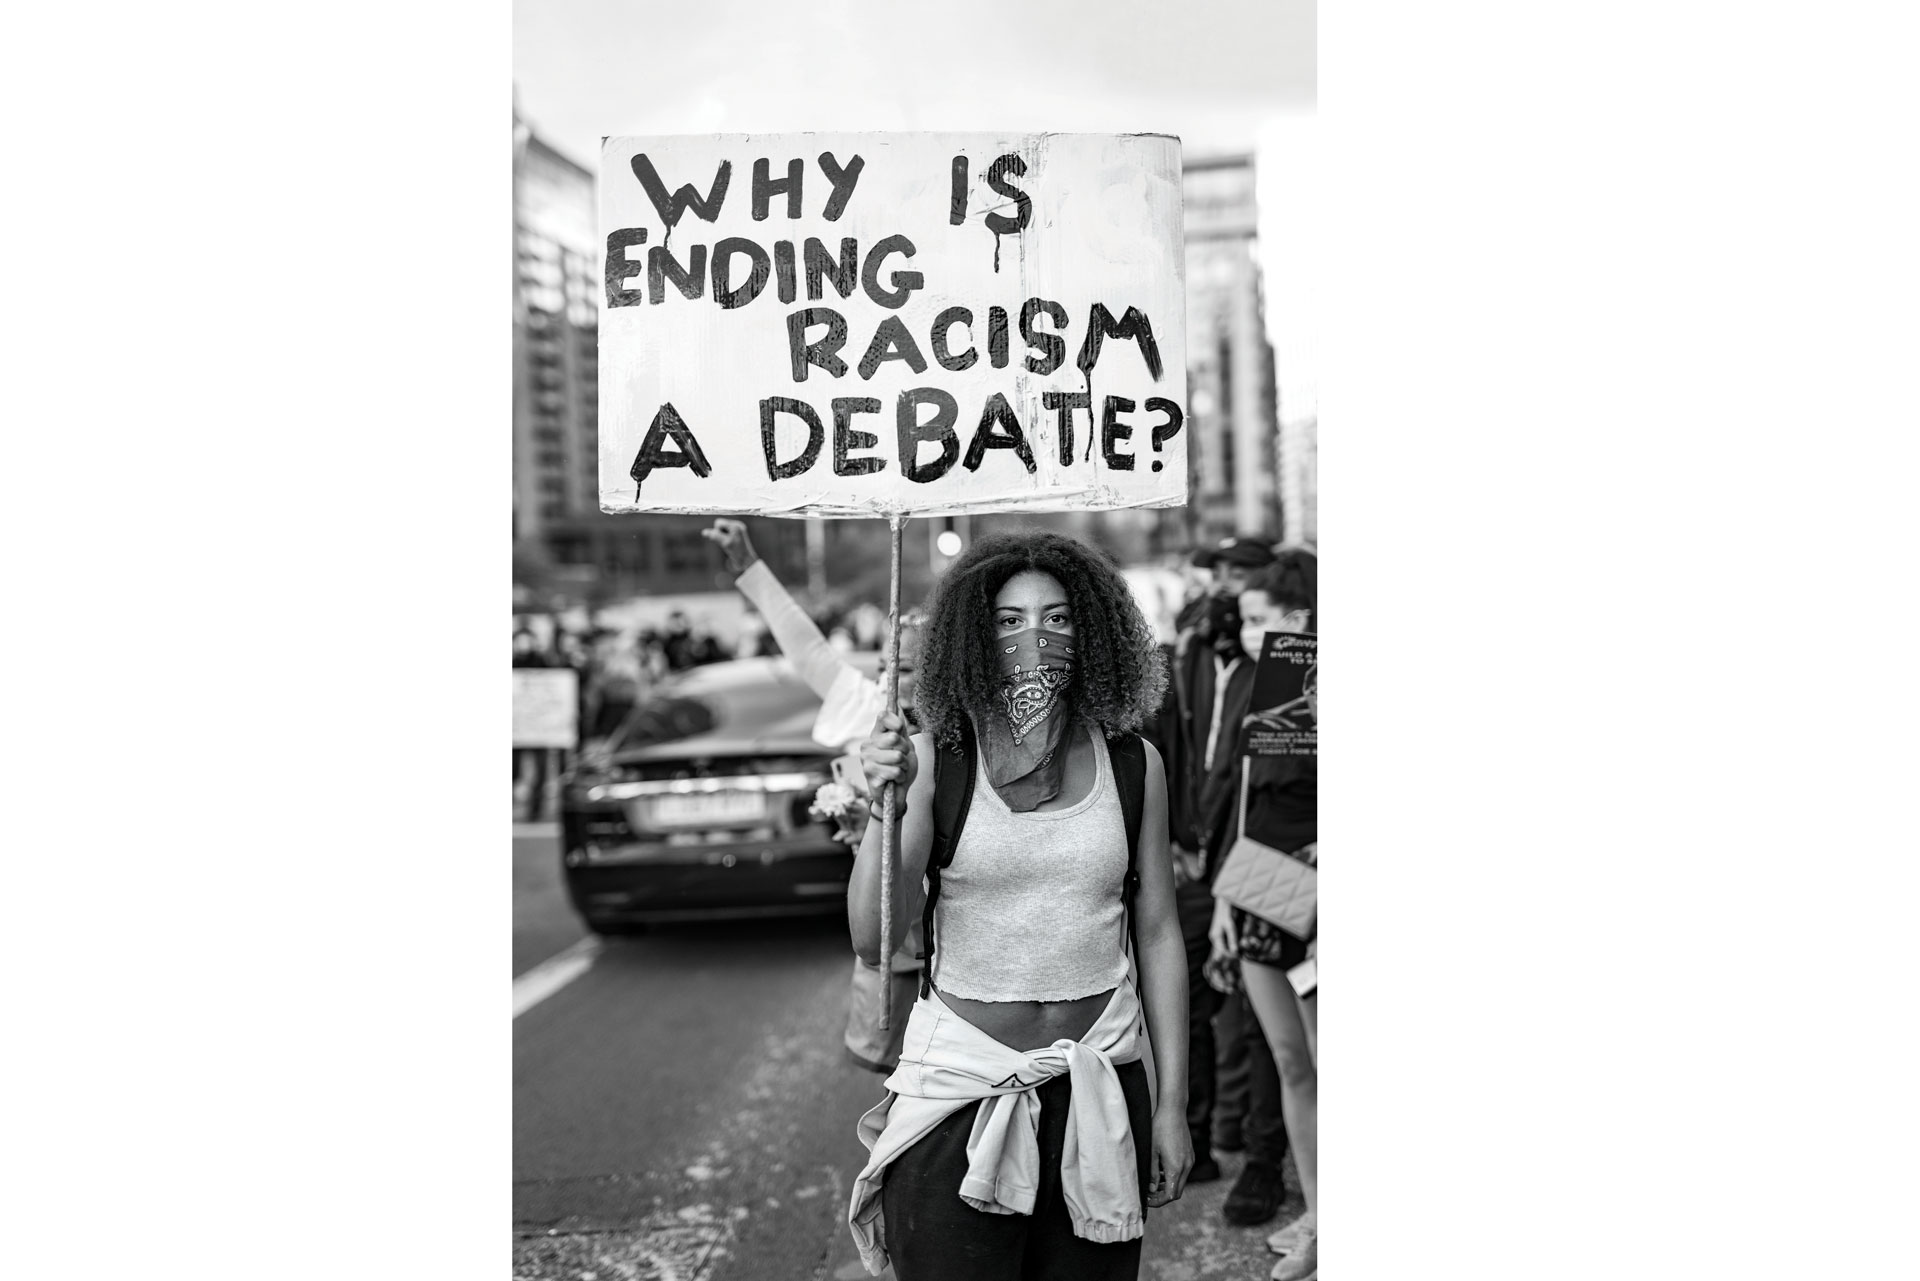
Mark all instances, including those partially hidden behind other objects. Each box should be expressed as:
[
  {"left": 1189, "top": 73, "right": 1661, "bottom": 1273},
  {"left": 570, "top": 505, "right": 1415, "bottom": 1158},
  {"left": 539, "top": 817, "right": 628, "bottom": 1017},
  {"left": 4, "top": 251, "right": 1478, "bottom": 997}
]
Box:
[
  {"left": 597, "top": 132, "right": 1188, "bottom": 518},
  {"left": 513, "top": 668, "right": 580, "bottom": 748},
  {"left": 1243, "top": 633, "right": 1316, "bottom": 758}
]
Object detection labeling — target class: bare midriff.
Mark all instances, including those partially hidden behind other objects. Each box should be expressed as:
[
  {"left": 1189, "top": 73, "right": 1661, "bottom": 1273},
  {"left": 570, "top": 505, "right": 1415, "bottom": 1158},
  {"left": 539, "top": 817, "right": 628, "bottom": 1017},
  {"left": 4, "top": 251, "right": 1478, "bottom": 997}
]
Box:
[{"left": 934, "top": 985, "right": 1119, "bottom": 1053}]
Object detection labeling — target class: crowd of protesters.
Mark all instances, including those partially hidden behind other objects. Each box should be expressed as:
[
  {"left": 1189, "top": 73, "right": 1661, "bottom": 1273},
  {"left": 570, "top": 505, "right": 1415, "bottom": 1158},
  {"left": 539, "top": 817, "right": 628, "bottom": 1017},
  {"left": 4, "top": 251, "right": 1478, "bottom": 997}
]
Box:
[
  {"left": 682, "top": 522, "right": 1315, "bottom": 1279},
  {"left": 510, "top": 611, "right": 730, "bottom": 819},
  {"left": 510, "top": 597, "right": 890, "bottom": 819},
  {"left": 516, "top": 528, "right": 1317, "bottom": 1277},
  {"left": 1156, "top": 536, "right": 1319, "bottom": 1279}
]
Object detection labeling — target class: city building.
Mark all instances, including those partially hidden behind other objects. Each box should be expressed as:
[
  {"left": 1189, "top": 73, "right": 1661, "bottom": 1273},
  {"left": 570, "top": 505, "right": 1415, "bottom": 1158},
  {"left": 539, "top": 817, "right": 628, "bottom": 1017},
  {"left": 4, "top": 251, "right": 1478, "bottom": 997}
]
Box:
[
  {"left": 512, "top": 108, "right": 598, "bottom": 569},
  {"left": 1279, "top": 413, "right": 1318, "bottom": 547},
  {"left": 1182, "top": 152, "right": 1283, "bottom": 546},
  {"left": 1066, "top": 152, "right": 1286, "bottom": 562},
  {"left": 512, "top": 109, "right": 806, "bottom": 607}
]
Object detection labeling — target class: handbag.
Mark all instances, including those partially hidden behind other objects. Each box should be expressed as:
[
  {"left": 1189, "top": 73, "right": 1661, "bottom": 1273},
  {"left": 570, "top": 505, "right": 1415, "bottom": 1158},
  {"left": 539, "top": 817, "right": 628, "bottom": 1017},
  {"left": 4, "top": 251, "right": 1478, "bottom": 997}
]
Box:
[
  {"left": 1210, "top": 758, "right": 1317, "bottom": 940},
  {"left": 842, "top": 948, "right": 921, "bottom": 1073}
]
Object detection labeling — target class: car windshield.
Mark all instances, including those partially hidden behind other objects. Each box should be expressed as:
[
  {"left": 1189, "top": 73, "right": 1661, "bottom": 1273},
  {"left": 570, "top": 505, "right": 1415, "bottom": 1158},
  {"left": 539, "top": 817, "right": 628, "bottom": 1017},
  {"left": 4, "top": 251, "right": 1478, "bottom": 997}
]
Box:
[
  {"left": 597, "top": 658, "right": 843, "bottom": 758},
  {"left": 607, "top": 694, "right": 716, "bottom": 752}
]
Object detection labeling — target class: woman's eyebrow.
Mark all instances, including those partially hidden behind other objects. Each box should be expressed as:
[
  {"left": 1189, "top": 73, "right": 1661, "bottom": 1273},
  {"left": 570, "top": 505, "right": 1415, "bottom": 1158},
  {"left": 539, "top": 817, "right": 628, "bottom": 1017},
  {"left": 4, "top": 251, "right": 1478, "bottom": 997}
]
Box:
[{"left": 1043, "top": 601, "right": 1069, "bottom": 611}]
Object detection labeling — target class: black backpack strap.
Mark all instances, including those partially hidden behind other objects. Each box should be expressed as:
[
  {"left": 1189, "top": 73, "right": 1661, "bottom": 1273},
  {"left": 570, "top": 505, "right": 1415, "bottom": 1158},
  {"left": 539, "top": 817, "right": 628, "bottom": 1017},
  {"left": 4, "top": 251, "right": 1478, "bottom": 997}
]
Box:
[
  {"left": 1108, "top": 732, "right": 1148, "bottom": 917},
  {"left": 920, "top": 719, "right": 977, "bottom": 998}
]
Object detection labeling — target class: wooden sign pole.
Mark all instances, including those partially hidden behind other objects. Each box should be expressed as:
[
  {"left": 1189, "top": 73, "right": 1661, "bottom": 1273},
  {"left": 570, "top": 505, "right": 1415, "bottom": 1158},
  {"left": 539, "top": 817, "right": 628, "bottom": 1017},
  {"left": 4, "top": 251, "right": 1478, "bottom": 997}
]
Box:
[{"left": 877, "top": 512, "right": 905, "bottom": 1032}]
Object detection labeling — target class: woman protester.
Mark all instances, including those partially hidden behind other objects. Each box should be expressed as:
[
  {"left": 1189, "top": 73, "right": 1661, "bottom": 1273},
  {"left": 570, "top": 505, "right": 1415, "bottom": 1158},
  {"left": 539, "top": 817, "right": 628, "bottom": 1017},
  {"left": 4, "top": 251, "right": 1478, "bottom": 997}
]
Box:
[
  {"left": 845, "top": 531, "right": 1191, "bottom": 1281},
  {"left": 1209, "top": 549, "right": 1318, "bottom": 1281}
]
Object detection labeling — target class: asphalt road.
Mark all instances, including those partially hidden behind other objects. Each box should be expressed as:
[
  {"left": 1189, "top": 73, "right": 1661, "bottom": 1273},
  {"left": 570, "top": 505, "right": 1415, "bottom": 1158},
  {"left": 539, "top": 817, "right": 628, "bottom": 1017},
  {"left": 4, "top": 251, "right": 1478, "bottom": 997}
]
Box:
[{"left": 513, "top": 825, "right": 1297, "bottom": 1280}]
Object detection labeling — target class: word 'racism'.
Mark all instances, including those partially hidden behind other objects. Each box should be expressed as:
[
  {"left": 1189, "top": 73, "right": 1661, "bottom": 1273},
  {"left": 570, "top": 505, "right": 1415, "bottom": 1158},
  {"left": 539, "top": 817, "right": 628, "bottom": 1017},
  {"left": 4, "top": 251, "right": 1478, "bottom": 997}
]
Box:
[{"left": 607, "top": 150, "right": 1184, "bottom": 494}]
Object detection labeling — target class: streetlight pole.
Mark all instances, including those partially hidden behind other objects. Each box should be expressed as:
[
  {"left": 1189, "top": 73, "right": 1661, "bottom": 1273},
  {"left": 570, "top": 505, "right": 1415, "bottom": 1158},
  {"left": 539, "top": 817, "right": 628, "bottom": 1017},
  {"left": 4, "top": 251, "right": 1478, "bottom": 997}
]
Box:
[{"left": 805, "top": 517, "right": 827, "bottom": 600}]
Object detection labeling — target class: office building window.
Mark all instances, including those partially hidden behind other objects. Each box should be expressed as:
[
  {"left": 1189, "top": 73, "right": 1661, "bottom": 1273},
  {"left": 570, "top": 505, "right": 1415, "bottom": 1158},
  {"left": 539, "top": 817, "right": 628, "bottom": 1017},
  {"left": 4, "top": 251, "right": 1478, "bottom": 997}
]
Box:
[{"left": 663, "top": 530, "right": 705, "bottom": 572}]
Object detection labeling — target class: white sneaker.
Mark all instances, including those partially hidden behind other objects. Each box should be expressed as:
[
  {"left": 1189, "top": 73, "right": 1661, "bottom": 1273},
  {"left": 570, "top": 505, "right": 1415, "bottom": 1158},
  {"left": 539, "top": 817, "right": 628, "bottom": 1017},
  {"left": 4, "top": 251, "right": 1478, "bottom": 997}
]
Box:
[
  {"left": 1268, "top": 1229, "right": 1316, "bottom": 1281},
  {"left": 1267, "top": 1212, "right": 1315, "bottom": 1255}
]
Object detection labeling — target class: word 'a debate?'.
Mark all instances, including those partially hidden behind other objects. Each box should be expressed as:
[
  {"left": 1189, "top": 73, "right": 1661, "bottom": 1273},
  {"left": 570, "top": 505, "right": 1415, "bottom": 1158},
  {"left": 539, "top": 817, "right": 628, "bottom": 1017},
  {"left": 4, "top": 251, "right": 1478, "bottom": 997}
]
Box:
[{"left": 630, "top": 390, "right": 1186, "bottom": 497}]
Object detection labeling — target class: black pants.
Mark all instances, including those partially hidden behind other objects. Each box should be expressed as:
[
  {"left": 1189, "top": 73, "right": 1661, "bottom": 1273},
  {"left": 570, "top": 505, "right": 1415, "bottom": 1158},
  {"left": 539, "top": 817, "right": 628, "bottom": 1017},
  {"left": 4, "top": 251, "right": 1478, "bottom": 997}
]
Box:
[
  {"left": 1177, "top": 880, "right": 1289, "bottom": 1170},
  {"left": 879, "top": 1059, "right": 1154, "bottom": 1281}
]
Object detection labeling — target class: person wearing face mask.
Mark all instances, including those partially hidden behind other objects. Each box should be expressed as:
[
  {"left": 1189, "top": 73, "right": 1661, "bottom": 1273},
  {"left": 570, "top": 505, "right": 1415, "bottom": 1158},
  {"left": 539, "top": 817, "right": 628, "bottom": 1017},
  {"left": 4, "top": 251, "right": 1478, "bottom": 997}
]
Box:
[
  {"left": 1210, "top": 548, "right": 1319, "bottom": 1281},
  {"left": 1171, "top": 539, "right": 1281, "bottom": 872},
  {"left": 845, "top": 532, "right": 1188, "bottom": 1281}
]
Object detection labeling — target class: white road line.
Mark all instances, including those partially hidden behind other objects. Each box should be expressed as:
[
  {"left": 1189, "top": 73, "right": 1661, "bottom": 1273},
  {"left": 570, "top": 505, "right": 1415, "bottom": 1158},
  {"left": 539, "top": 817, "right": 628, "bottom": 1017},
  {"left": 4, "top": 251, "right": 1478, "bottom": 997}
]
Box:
[{"left": 513, "top": 937, "right": 602, "bottom": 1019}]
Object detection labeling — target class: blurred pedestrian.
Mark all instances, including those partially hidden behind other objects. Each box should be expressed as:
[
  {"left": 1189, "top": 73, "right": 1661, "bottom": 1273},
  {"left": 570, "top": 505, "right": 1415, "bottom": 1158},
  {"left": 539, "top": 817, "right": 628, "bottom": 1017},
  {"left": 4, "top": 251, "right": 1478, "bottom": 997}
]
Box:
[
  {"left": 512, "top": 628, "right": 552, "bottom": 821},
  {"left": 637, "top": 631, "right": 669, "bottom": 682},
  {"left": 688, "top": 621, "right": 727, "bottom": 666},
  {"left": 1208, "top": 548, "right": 1318, "bottom": 1280},
  {"left": 553, "top": 628, "right": 590, "bottom": 670},
  {"left": 846, "top": 531, "right": 1188, "bottom": 1281},
  {"left": 551, "top": 630, "right": 594, "bottom": 767},
  {"left": 660, "top": 610, "right": 700, "bottom": 671},
  {"left": 585, "top": 630, "right": 644, "bottom": 743},
  {"left": 849, "top": 601, "right": 886, "bottom": 650},
  {"left": 736, "top": 605, "right": 774, "bottom": 659},
  {"left": 511, "top": 627, "right": 547, "bottom": 668}
]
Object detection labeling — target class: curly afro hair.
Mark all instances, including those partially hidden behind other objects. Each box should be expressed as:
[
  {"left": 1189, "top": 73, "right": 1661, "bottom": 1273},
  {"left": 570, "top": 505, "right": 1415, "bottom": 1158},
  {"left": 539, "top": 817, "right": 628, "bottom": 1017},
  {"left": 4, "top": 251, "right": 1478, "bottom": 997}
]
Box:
[{"left": 914, "top": 530, "right": 1167, "bottom": 747}]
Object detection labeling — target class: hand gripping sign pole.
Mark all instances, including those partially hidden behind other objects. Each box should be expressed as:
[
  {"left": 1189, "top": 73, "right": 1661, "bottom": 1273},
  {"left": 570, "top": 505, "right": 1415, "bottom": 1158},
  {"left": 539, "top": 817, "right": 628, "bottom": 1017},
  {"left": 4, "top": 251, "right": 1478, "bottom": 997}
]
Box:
[{"left": 877, "top": 513, "right": 905, "bottom": 1031}]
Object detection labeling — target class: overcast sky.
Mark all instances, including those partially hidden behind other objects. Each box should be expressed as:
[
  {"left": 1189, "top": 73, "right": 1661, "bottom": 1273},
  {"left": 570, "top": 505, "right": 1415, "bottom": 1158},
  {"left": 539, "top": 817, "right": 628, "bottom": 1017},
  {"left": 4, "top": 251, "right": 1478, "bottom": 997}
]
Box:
[{"left": 515, "top": 0, "right": 1316, "bottom": 417}]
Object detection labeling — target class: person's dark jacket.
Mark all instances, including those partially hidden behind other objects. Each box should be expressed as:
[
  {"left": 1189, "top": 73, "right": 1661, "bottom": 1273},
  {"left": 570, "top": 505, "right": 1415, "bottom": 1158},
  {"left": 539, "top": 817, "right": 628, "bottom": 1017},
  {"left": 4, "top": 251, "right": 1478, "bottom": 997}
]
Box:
[
  {"left": 1193, "top": 653, "right": 1257, "bottom": 875},
  {"left": 1161, "top": 629, "right": 1259, "bottom": 879}
]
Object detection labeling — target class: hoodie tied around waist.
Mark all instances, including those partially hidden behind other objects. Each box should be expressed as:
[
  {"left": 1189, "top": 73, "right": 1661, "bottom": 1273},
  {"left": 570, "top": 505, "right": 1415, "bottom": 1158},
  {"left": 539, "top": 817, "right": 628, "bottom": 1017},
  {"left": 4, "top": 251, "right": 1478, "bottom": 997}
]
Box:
[{"left": 846, "top": 979, "right": 1149, "bottom": 1275}]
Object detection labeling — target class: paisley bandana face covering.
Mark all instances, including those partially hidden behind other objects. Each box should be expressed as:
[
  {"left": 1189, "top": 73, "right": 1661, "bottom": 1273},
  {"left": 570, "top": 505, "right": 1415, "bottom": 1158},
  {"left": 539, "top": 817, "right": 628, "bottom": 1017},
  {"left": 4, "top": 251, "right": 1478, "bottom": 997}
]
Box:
[{"left": 981, "top": 627, "right": 1077, "bottom": 811}]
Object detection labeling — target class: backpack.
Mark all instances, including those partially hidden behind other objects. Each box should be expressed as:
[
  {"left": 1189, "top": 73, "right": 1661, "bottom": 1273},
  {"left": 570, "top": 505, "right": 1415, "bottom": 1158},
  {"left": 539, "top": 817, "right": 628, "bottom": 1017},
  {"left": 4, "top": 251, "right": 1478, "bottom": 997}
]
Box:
[{"left": 842, "top": 948, "right": 924, "bottom": 1074}]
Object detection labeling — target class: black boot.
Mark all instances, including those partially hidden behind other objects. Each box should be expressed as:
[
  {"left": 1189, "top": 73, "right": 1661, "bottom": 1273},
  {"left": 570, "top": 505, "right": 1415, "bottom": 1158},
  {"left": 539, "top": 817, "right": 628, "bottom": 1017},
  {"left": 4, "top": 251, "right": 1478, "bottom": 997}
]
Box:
[{"left": 1222, "top": 1159, "right": 1285, "bottom": 1226}]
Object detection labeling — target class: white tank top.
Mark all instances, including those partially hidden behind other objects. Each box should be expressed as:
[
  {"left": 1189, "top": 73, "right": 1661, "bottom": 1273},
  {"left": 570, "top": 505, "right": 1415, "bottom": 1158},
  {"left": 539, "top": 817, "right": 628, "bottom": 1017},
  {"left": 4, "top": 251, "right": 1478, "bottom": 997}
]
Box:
[{"left": 931, "top": 728, "right": 1131, "bottom": 1002}]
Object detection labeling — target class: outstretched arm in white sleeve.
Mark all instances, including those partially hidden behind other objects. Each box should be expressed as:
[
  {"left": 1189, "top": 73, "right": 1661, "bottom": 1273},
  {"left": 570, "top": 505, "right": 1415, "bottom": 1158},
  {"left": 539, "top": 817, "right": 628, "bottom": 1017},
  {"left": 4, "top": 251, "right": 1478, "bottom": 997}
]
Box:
[{"left": 703, "top": 518, "right": 852, "bottom": 700}]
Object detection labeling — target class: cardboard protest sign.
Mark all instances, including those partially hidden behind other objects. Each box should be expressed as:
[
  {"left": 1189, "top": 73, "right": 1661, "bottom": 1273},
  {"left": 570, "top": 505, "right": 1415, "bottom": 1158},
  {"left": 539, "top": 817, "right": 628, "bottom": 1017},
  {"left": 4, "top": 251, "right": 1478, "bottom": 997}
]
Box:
[
  {"left": 598, "top": 133, "right": 1187, "bottom": 518},
  {"left": 513, "top": 668, "right": 580, "bottom": 748},
  {"left": 1244, "top": 633, "right": 1316, "bottom": 758}
]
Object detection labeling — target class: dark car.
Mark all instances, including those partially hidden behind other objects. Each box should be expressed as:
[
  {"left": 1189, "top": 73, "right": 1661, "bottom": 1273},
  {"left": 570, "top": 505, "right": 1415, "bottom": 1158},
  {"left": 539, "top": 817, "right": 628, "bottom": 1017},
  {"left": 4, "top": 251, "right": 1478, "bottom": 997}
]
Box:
[{"left": 558, "top": 654, "right": 881, "bottom": 932}]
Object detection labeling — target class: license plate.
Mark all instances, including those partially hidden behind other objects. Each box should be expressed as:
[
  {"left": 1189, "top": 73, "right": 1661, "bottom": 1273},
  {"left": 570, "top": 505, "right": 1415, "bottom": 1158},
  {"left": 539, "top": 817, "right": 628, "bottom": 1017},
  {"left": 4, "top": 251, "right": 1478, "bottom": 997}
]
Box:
[{"left": 640, "top": 790, "right": 768, "bottom": 829}]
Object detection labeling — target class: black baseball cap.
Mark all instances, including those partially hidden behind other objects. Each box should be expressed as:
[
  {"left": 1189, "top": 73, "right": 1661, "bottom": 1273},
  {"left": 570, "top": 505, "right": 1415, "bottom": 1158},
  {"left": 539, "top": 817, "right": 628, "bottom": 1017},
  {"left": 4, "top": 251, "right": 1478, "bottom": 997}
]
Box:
[{"left": 1190, "top": 536, "right": 1277, "bottom": 570}]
